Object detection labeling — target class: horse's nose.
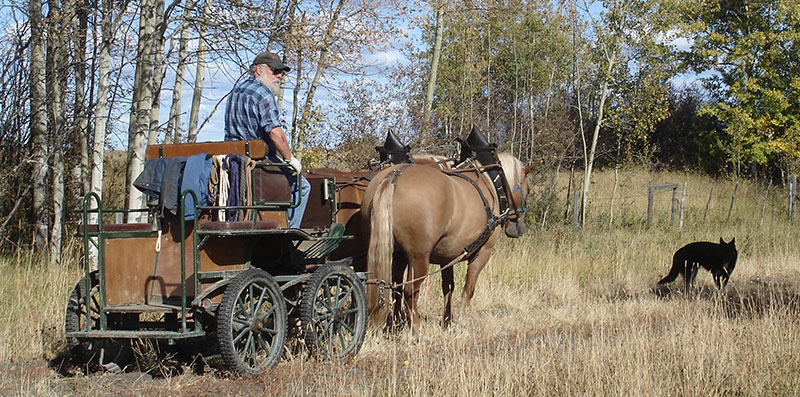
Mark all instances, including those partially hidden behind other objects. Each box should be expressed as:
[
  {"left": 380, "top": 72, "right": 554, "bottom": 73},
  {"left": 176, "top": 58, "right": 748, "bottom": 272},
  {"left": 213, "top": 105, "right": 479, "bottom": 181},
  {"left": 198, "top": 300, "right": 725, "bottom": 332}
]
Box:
[{"left": 504, "top": 220, "right": 526, "bottom": 238}]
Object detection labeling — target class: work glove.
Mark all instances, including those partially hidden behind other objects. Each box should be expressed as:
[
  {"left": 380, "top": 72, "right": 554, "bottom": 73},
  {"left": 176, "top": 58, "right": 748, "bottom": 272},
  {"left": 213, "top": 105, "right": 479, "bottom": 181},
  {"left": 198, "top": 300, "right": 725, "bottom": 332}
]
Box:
[{"left": 288, "top": 156, "right": 303, "bottom": 173}]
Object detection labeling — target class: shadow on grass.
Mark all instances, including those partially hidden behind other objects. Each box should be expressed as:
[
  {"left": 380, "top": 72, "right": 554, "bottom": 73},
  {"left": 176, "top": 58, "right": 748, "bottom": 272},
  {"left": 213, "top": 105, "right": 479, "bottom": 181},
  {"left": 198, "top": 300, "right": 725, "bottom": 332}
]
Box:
[{"left": 651, "top": 277, "right": 800, "bottom": 319}]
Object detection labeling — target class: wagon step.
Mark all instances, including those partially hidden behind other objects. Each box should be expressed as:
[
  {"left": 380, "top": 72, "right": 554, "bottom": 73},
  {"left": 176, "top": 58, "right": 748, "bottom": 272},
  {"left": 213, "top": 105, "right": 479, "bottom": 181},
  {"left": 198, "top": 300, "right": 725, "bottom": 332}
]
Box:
[
  {"left": 67, "top": 329, "right": 205, "bottom": 340},
  {"left": 104, "top": 303, "right": 182, "bottom": 313},
  {"left": 300, "top": 223, "right": 350, "bottom": 259}
]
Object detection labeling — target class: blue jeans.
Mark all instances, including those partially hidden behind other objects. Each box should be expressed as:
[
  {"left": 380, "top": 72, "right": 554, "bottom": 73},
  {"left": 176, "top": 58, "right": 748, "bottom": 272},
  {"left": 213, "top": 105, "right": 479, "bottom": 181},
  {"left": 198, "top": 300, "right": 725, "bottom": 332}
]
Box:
[
  {"left": 270, "top": 155, "right": 310, "bottom": 228},
  {"left": 289, "top": 175, "right": 311, "bottom": 228}
]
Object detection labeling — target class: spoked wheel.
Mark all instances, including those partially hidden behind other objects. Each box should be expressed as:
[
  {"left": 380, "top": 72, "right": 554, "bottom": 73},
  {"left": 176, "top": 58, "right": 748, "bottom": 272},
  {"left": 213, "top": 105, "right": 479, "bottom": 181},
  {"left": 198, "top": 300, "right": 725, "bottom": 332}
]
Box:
[
  {"left": 64, "top": 272, "right": 131, "bottom": 372},
  {"left": 301, "top": 263, "right": 367, "bottom": 359},
  {"left": 217, "top": 269, "right": 287, "bottom": 376}
]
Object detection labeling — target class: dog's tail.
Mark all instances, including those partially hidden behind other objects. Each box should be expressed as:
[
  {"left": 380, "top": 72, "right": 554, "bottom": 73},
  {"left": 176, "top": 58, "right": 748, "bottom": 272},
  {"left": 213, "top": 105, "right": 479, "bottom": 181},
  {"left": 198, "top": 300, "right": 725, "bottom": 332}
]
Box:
[{"left": 658, "top": 258, "right": 681, "bottom": 284}]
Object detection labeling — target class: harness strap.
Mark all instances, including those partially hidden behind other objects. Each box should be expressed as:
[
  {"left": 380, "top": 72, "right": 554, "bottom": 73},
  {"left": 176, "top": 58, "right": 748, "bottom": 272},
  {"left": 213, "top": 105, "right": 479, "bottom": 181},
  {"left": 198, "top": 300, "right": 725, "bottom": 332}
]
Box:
[
  {"left": 443, "top": 169, "right": 509, "bottom": 258},
  {"left": 386, "top": 164, "right": 414, "bottom": 185}
]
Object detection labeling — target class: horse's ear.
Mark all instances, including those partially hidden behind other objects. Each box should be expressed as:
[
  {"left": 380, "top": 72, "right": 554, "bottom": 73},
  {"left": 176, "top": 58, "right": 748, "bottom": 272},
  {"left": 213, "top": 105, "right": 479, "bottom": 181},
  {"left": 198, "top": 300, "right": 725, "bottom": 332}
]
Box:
[{"left": 523, "top": 162, "right": 538, "bottom": 176}]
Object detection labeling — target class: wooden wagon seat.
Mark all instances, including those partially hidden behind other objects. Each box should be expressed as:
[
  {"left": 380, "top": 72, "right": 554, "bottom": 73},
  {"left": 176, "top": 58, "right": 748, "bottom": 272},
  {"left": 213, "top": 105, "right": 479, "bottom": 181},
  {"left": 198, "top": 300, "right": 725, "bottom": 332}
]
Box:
[
  {"left": 146, "top": 139, "right": 291, "bottom": 205},
  {"left": 145, "top": 139, "right": 268, "bottom": 160}
]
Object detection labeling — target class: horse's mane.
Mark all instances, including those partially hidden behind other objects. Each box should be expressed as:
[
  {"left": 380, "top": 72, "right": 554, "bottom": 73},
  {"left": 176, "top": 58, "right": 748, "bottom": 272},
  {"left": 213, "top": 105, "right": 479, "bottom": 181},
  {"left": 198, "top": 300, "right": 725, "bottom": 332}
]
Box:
[
  {"left": 412, "top": 153, "right": 453, "bottom": 169},
  {"left": 498, "top": 152, "right": 523, "bottom": 185}
]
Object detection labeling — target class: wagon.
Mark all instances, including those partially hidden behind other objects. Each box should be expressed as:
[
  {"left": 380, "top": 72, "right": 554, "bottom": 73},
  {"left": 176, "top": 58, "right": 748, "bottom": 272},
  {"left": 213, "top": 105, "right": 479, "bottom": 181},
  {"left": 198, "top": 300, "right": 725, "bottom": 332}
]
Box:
[{"left": 65, "top": 140, "right": 368, "bottom": 375}]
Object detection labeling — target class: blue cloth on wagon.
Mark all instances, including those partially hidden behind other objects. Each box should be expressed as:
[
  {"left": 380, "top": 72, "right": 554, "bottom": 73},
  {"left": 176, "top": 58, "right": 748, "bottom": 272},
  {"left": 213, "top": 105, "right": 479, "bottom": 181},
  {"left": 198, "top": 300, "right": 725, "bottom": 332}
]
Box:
[
  {"left": 134, "top": 157, "right": 186, "bottom": 216},
  {"left": 134, "top": 154, "right": 212, "bottom": 220},
  {"left": 182, "top": 154, "right": 213, "bottom": 220}
]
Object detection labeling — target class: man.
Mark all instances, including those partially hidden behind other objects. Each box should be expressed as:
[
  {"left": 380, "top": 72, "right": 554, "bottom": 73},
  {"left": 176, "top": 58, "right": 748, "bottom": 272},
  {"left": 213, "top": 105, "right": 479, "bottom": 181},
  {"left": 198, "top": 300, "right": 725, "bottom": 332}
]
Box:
[{"left": 224, "top": 51, "right": 310, "bottom": 228}]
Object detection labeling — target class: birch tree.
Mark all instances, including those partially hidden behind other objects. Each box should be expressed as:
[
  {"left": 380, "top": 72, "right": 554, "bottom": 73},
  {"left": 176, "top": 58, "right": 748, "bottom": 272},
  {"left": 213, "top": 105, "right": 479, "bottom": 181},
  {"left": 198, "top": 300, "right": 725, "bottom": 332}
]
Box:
[
  {"left": 30, "top": 0, "right": 49, "bottom": 249},
  {"left": 126, "top": 0, "right": 159, "bottom": 220},
  {"left": 684, "top": 0, "right": 800, "bottom": 171},
  {"left": 421, "top": 4, "right": 444, "bottom": 145},
  {"left": 72, "top": 0, "right": 90, "bottom": 198},
  {"left": 165, "top": 0, "right": 195, "bottom": 144},
  {"left": 186, "top": 0, "right": 210, "bottom": 143},
  {"left": 46, "top": 0, "right": 70, "bottom": 264},
  {"left": 86, "top": 0, "right": 117, "bottom": 264}
]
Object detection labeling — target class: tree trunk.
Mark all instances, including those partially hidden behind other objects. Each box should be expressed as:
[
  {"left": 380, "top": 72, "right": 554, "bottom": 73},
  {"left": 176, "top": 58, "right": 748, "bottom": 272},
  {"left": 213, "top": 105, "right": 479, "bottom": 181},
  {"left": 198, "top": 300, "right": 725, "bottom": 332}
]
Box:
[
  {"left": 291, "top": 47, "right": 303, "bottom": 141},
  {"left": 187, "top": 0, "right": 210, "bottom": 143},
  {"left": 88, "top": 0, "right": 114, "bottom": 267},
  {"left": 148, "top": 0, "right": 169, "bottom": 146},
  {"left": 73, "top": 0, "right": 90, "bottom": 198},
  {"left": 580, "top": 50, "right": 616, "bottom": 226},
  {"left": 30, "top": 0, "right": 49, "bottom": 249},
  {"left": 266, "top": 0, "right": 282, "bottom": 49},
  {"left": 47, "top": 0, "right": 68, "bottom": 265},
  {"left": 422, "top": 7, "right": 444, "bottom": 145},
  {"left": 166, "top": 0, "right": 195, "bottom": 144},
  {"left": 276, "top": 0, "right": 298, "bottom": 110},
  {"left": 126, "top": 0, "right": 157, "bottom": 221}
]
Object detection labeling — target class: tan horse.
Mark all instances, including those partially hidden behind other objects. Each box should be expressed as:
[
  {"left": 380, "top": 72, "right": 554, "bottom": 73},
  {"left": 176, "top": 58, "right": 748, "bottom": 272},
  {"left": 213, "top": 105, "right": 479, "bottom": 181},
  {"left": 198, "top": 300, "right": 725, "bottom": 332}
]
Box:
[
  {"left": 362, "top": 152, "right": 532, "bottom": 329},
  {"left": 306, "top": 155, "right": 455, "bottom": 271}
]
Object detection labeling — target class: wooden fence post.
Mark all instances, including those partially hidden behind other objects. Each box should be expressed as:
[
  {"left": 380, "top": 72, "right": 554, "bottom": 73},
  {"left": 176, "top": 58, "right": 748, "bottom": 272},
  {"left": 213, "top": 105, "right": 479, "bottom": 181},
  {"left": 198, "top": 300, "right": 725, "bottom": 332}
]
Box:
[
  {"left": 648, "top": 184, "right": 678, "bottom": 227},
  {"left": 671, "top": 185, "right": 679, "bottom": 225},
  {"left": 679, "top": 182, "right": 687, "bottom": 230}
]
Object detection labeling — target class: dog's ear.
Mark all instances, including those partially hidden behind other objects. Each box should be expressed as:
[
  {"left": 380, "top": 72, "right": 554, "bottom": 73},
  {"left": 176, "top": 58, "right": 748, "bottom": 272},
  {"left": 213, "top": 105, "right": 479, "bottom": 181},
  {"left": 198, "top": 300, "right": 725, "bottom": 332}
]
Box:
[
  {"left": 730, "top": 237, "right": 736, "bottom": 246},
  {"left": 720, "top": 237, "right": 725, "bottom": 245}
]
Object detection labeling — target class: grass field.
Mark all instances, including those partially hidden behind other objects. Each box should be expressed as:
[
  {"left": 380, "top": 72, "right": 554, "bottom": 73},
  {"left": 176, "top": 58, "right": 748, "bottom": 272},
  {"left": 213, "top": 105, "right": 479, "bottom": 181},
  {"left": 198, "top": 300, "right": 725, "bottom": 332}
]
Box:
[{"left": 1, "top": 168, "right": 799, "bottom": 396}]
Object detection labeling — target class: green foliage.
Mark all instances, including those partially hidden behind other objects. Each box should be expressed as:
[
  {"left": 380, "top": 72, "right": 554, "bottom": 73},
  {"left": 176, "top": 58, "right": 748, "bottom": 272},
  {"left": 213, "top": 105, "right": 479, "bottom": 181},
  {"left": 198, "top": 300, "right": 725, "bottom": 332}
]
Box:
[{"left": 684, "top": 0, "right": 800, "bottom": 171}]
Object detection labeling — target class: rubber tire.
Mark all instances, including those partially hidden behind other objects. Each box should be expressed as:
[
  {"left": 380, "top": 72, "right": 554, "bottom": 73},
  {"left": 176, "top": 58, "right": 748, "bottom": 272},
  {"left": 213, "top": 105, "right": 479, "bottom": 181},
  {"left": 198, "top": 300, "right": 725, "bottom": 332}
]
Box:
[
  {"left": 301, "top": 263, "right": 367, "bottom": 359},
  {"left": 217, "top": 269, "right": 287, "bottom": 376},
  {"left": 64, "top": 272, "right": 131, "bottom": 372}
]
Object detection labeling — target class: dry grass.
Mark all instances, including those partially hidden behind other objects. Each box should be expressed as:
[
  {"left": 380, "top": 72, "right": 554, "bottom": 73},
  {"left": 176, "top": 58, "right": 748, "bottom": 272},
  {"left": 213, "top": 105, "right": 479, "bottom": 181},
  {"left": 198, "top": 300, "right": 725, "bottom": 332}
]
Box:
[{"left": 2, "top": 169, "right": 800, "bottom": 395}]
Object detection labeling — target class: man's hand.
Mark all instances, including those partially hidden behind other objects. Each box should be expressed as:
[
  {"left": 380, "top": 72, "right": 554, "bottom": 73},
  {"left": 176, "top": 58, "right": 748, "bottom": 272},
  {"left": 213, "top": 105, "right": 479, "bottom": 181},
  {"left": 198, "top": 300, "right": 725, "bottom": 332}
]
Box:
[{"left": 288, "top": 156, "right": 303, "bottom": 173}]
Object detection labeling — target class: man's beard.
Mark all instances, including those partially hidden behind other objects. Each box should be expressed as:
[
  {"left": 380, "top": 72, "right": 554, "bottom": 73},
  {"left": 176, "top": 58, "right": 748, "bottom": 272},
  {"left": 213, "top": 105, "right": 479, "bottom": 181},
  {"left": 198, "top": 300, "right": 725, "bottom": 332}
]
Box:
[{"left": 257, "top": 74, "right": 280, "bottom": 95}]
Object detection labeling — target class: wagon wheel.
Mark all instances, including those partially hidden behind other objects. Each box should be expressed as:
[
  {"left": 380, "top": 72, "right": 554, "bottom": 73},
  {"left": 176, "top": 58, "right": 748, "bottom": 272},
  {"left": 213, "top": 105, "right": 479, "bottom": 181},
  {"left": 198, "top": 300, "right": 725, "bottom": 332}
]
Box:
[
  {"left": 217, "top": 269, "right": 287, "bottom": 375},
  {"left": 64, "top": 272, "right": 131, "bottom": 372},
  {"left": 301, "top": 263, "right": 367, "bottom": 359}
]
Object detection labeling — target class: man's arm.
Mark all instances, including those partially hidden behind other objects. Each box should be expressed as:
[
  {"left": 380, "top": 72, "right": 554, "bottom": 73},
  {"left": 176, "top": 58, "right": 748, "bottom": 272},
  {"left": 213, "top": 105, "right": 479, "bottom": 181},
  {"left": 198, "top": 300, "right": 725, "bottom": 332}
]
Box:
[
  {"left": 269, "top": 126, "right": 302, "bottom": 172},
  {"left": 268, "top": 126, "right": 292, "bottom": 160}
]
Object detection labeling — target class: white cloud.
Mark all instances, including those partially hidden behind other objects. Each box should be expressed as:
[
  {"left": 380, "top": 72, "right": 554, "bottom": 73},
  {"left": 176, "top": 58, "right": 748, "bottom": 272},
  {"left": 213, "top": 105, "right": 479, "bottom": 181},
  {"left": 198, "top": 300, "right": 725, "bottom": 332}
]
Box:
[{"left": 365, "top": 49, "right": 404, "bottom": 66}]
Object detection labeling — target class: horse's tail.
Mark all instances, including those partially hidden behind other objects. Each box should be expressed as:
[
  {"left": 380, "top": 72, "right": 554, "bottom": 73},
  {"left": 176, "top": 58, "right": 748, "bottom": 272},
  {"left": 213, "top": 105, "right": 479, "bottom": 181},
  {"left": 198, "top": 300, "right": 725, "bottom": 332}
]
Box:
[{"left": 366, "top": 174, "right": 396, "bottom": 328}]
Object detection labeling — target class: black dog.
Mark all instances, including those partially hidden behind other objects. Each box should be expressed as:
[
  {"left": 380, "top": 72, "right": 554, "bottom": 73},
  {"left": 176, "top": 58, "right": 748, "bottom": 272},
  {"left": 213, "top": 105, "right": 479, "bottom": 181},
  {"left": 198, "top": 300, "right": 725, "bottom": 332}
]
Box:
[{"left": 658, "top": 238, "right": 738, "bottom": 291}]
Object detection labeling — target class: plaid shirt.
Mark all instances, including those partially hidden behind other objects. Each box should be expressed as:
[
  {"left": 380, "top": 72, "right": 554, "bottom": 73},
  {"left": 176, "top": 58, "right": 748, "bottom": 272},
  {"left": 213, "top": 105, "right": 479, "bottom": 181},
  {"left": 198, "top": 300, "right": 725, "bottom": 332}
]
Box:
[{"left": 224, "top": 75, "right": 282, "bottom": 155}]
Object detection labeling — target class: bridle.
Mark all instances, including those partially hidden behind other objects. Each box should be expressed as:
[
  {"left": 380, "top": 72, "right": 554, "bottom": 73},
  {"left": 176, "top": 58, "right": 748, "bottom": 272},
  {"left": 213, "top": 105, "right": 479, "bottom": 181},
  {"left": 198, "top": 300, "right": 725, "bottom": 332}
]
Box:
[{"left": 505, "top": 175, "right": 527, "bottom": 223}]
